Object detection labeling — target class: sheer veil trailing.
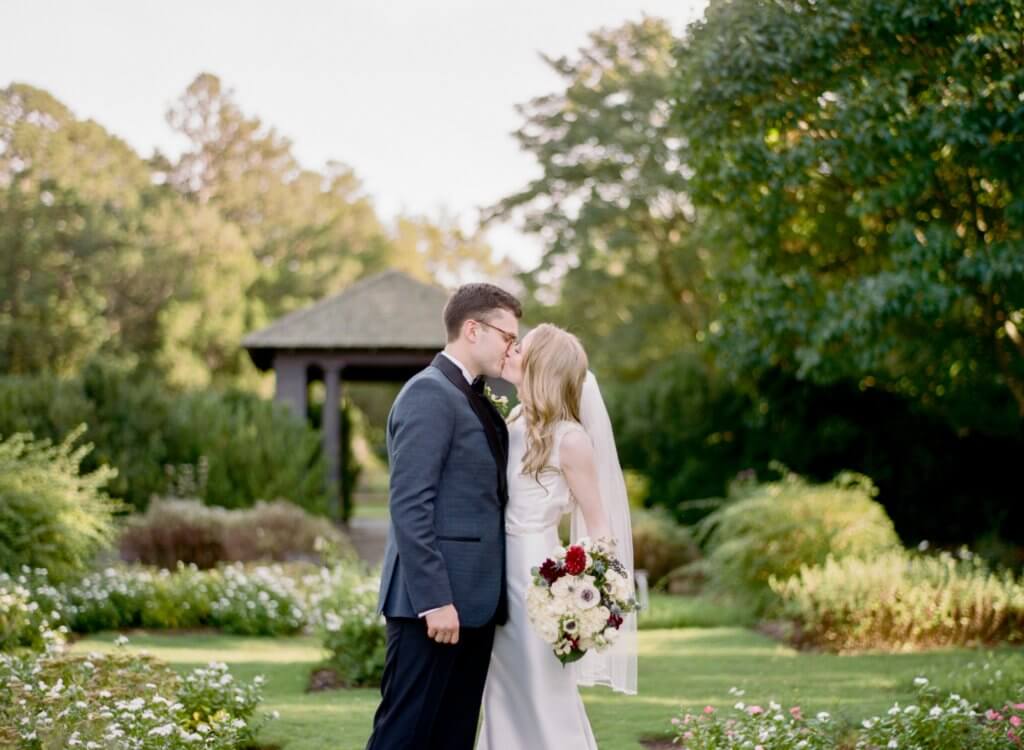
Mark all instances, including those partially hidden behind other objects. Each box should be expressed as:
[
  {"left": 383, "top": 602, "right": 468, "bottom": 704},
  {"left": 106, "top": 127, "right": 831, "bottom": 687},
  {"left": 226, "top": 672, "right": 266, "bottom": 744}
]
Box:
[{"left": 571, "top": 370, "right": 638, "bottom": 695}]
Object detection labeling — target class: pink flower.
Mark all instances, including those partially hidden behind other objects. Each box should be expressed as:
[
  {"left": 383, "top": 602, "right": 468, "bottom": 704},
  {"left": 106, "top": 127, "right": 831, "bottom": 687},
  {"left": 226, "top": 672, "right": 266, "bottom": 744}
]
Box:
[
  {"left": 1014, "top": 703, "right": 1024, "bottom": 711},
  {"left": 1012, "top": 716, "right": 1023, "bottom": 728},
  {"left": 988, "top": 709, "right": 1005, "bottom": 721},
  {"left": 670, "top": 718, "right": 681, "bottom": 726},
  {"left": 790, "top": 706, "right": 803, "bottom": 720},
  {"left": 746, "top": 705, "right": 764, "bottom": 715},
  {"left": 704, "top": 706, "right": 715, "bottom": 714}
]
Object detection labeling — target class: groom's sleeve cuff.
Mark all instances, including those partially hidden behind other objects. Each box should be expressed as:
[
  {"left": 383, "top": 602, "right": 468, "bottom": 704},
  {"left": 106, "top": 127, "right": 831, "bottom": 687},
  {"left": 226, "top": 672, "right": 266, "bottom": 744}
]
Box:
[{"left": 418, "top": 606, "right": 446, "bottom": 618}]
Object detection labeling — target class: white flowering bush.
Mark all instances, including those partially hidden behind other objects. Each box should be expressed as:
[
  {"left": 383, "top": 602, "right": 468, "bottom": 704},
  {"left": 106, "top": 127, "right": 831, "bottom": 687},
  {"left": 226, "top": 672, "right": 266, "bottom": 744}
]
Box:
[
  {"left": 770, "top": 549, "right": 1024, "bottom": 652},
  {"left": 3, "top": 560, "right": 382, "bottom": 652},
  {"left": 670, "top": 678, "right": 1024, "bottom": 749},
  {"left": 59, "top": 562, "right": 308, "bottom": 637},
  {"left": 207, "top": 563, "right": 306, "bottom": 636},
  {"left": 314, "top": 565, "right": 387, "bottom": 686},
  {"left": 527, "top": 536, "right": 637, "bottom": 664},
  {"left": 0, "top": 568, "right": 66, "bottom": 652},
  {"left": 0, "top": 639, "right": 275, "bottom": 749}
]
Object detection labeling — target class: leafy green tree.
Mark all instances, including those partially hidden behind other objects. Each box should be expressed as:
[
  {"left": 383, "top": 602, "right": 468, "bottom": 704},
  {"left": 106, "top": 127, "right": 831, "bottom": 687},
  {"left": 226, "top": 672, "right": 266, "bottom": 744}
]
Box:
[
  {"left": 486, "top": 18, "right": 715, "bottom": 378},
  {"left": 0, "top": 84, "right": 154, "bottom": 374},
  {"left": 674, "top": 0, "right": 1024, "bottom": 430},
  {"left": 164, "top": 73, "right": 393, "bottom": 322}
]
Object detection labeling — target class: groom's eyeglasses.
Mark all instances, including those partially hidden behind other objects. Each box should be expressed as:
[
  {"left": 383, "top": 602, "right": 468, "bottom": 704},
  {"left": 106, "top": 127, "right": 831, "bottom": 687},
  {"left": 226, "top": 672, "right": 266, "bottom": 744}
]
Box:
[{"left": 471, "top": 319, "right": 519, "bottom": 350}]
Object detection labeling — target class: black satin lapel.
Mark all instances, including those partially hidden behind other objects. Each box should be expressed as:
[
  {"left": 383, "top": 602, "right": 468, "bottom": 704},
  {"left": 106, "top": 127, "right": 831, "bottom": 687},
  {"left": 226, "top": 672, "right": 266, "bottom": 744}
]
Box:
[{"left": 431, "top": 355, "right": 505, "bottom": 475}]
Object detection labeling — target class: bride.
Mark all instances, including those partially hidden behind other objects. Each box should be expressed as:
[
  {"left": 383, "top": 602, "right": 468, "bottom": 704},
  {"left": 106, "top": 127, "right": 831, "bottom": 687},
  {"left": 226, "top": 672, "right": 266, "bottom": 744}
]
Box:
[{"left": 477, "top": 323, "right": 638, "bottom": 750}]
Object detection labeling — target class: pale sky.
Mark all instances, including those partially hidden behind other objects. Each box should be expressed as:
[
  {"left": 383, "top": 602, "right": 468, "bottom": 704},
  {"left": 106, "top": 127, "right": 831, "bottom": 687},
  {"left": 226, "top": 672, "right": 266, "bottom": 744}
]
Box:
[{"left": 1, "top": 0, "right": 707, "bottom": 270}]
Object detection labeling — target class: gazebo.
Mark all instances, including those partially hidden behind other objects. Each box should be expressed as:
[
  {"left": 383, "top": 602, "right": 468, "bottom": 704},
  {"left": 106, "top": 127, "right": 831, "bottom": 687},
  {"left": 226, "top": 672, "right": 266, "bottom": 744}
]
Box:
[{"left": 242, "top": 270, "right": 450, "bottom": 521}]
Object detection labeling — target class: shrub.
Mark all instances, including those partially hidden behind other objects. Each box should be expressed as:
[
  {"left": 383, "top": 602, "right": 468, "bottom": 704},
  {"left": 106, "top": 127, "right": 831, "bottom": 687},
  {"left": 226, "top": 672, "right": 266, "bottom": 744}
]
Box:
[
  {"left": 697, "top": 470, "right": 901, "bottom": 611},
  {"left": 166, "top": 387, "right": 329, "bottom": 515},
  {"left": 59, "top": 563, "right": 308, "bottom": 637},
  {"left": 631, "top": 507, "right": 702, "bottom": 587},
  {"left": 0, "top": 643, "right": 273, "bottom": 749},
  {"left": 119, "top": 497, "right": 355, "bottom": 568},
  {"left": 0, "top": 427, "right": 123, "bottom": 581},
  {"left": 315, "top": 565, "right": 387, "bottom": 687},
  {"left": 220, "top": 500, "right": 354, "bottom": 564},
  {"left": 771, "top": 549, "right": 1024, "bottom": 652},
  {"left": 119, "top": 498, "right": 229, "bottom": 569},
  {"left": 0, "top": 363, "right": 333, "bottom": 514},
  {"left": 0, "top": 569, "right": 66, "bottom": 652}
]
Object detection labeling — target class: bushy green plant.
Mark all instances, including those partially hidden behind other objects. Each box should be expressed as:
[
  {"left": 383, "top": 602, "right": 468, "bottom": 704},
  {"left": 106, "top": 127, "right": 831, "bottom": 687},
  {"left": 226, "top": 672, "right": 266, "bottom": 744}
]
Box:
[
  {"left": 631, "top": 507, "right": 702, "bottom": 587},
  {"left": 315, "top": 565, "right": 387, "bottom": 687},
  {"left": 0, "top": 427, "right": 123, "bottom": 582},
  {"left": 772, "top": 549, "right": 1024, "bottom": 652},
  {"left": 0, "top": 364, "right": 335, "bottom": 514},
  {"left": 0, "top": 643, "right": 274, "bottom": 749},
  {"left": 166, "top": 387, "right": 329, "bottom": 515},
  {"left": 119, "top": 497, "right": 354, "bottom": 569},
  {"left": 697, "top": 469, "right": 901, "bottom": 611}
]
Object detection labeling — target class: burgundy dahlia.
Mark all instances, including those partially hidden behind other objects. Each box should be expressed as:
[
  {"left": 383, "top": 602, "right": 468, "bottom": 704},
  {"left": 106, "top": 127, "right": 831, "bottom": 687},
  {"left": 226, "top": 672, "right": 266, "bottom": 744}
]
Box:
[
  {"left": 539, "top": 558, "right": 564, "bottom": 584},
  {"left": 564, "top": 545, "right": 587, "bottom": 575}
]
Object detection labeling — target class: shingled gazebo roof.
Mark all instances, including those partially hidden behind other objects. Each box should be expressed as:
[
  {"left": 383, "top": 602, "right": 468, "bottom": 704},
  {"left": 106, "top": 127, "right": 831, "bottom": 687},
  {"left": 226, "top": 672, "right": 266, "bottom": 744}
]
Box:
[{"left": 242, "top": 269, "right": 449, "bottom": 371}]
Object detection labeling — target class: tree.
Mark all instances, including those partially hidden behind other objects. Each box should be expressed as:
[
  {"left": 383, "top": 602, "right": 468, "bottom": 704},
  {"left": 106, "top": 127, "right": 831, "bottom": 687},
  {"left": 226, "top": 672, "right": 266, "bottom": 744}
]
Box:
[
  {"left": 0, "top": 84, "right": 158, "bottom": 374},
  {"left": 674, "top": 0, "right": 1024, "bottom": 431},
  {"left": 165, "top": 74, "right": 393, "bottom": 322},
  {"left": 391, "top": 212, "right": 506, "bottom": 287},
  {"left": 486, "top": 17, "right": 716, "bottom": 379}
]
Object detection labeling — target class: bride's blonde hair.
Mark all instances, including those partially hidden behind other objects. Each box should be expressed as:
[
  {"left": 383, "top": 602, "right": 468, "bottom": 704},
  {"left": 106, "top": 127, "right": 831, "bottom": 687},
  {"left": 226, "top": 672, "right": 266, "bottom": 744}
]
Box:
[{"left": 511, "top": 323, "right": 588, "bottom": 482}]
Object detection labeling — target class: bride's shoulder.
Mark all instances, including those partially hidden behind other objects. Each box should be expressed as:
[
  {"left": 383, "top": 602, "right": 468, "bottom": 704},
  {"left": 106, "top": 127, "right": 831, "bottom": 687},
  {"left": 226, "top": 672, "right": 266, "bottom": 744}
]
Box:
[{"left": 555, "top": 420, "right": 591, "bottom": 463}]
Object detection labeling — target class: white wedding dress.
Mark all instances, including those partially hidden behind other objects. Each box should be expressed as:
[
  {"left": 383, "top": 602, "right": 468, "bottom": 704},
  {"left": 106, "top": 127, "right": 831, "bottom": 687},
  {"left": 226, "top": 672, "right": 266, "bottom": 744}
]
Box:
[{"left": 476, "top": 417, "right": 599, "bottom": 750}]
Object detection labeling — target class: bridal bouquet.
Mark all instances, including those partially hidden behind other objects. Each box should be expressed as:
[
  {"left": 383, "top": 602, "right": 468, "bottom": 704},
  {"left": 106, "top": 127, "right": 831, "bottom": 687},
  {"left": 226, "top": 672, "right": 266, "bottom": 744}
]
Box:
[{"left": 527, "top": 537, "right": 637, "bottom": 665}]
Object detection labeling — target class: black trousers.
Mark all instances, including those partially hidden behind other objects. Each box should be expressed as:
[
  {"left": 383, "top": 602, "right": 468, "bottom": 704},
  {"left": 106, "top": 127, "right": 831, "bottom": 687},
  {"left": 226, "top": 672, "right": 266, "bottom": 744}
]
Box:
[{"left": 365, "top": 615, "right": 497, "bottom": 750}]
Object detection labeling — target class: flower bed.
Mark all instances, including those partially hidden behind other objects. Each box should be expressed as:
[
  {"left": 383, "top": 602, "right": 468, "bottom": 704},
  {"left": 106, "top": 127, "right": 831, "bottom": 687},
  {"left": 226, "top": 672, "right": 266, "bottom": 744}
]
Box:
[
  {"left": 0, "top": 638, "right": 274, "bottom": 749},
  {"left": 670, "top": 671, "right": 1024, "bottom": 749}
]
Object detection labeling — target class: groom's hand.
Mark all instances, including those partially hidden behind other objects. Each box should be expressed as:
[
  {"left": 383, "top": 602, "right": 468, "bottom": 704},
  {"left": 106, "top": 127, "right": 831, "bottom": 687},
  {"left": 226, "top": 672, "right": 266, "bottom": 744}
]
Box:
[{"left": 425, "top": 604, "right": 460, "bottom": 645}]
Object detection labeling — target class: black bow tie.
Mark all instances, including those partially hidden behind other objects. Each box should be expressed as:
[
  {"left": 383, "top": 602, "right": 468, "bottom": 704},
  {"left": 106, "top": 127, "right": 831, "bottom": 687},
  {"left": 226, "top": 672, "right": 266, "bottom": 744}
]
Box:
[{"left": 471, "top": 375, "right": 486, "bottom": 395}]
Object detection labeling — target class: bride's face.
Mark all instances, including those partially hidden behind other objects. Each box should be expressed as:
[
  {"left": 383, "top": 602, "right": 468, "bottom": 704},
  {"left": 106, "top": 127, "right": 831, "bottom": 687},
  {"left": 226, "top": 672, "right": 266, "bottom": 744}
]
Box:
[{"left": 500, "top": 330, "right": 533, "bottom": 386}]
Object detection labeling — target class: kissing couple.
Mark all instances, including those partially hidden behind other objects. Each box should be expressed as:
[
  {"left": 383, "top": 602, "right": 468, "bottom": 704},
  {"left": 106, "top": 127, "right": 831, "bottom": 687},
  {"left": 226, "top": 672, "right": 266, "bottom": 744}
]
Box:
[{"left": 366, "top": 282, "right": 637, "bottom": 750}]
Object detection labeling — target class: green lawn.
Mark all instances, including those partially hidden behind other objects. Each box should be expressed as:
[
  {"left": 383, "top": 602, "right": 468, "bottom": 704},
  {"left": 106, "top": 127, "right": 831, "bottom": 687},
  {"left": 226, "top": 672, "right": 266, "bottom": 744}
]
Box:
[{"left": 71, "top": 628, "right": 1021, "bottom": 750}]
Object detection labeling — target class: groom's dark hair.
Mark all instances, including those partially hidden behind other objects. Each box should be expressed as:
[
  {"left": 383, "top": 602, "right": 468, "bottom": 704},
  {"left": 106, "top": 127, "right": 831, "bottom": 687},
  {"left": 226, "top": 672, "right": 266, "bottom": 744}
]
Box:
[{"left": 443, "top": 283, "right": 522, "bottom": 342}]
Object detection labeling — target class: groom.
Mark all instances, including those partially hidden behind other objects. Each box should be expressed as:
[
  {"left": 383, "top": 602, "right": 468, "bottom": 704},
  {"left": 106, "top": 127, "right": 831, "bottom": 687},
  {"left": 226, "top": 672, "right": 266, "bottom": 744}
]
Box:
[{"left": 366, "top": 283, "right": 522, "bottom": 750}]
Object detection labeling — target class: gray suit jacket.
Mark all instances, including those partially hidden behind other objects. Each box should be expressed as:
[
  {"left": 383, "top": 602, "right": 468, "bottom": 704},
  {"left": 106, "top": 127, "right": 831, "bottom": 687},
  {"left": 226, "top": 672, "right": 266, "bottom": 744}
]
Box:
[{"left": 377, "top": 354, "right": 509, "bottom": 628}]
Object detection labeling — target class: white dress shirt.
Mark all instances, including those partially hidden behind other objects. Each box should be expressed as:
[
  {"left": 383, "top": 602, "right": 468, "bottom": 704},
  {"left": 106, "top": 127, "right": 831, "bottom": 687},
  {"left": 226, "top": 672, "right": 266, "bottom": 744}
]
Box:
[
  {"left": 440, "top": 350, "right": 475, "bottom": 384},
  {"left": 417, "top": 350, "right": 476, "bottom": 618}
]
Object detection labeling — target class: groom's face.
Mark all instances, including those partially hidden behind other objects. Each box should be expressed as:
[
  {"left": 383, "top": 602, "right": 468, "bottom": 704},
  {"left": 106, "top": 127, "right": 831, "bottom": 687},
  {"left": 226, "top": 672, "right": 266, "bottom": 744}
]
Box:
[{"left": 472, "top": 308, "right": 520, "bottom": 379}]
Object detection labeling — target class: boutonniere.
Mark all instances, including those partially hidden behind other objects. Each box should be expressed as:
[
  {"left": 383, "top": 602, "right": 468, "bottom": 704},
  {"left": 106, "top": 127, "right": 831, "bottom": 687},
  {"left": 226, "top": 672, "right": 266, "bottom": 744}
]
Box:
[{"left": 484, "top": 384, "right": 511, "bottom": 418}]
